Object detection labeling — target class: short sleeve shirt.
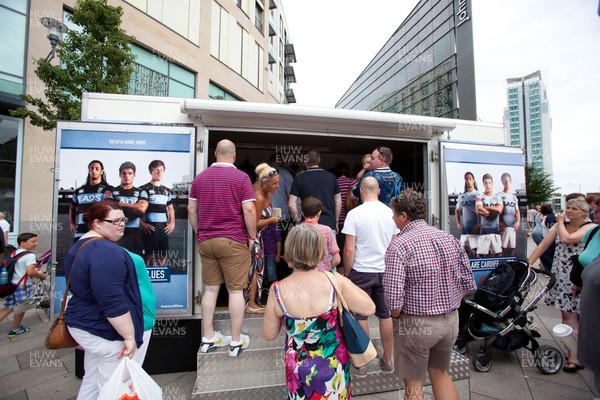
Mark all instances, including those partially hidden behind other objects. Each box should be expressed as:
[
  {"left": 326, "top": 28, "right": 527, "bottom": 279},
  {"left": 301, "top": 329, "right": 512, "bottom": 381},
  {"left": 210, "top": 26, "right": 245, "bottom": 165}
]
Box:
[{"left": 189, "top": 163, "right": 255, "bottom": 244}]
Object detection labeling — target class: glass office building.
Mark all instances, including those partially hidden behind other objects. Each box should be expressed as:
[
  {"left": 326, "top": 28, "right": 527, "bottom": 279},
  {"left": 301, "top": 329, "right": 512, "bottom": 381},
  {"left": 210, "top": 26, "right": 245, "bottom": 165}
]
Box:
[
  {"left": 336, "top": 0, "right": 476, "bottom": 120},
  {"left": 504, "top": 71, "right": 553, "bottom": 174}
]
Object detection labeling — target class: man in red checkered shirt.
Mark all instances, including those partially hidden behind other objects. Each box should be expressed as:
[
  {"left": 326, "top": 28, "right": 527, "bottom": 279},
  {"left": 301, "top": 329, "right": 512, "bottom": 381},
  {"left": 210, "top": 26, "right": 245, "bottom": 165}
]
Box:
[{"left": 384, "top": 189, "right": 476, "bottom": 400}]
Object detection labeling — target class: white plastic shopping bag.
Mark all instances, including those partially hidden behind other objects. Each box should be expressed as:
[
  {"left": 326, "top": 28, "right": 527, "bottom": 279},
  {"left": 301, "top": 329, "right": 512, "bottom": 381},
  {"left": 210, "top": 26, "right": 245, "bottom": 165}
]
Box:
[{"left": 98, "top": 357, "right": 162, "bottom": 400}]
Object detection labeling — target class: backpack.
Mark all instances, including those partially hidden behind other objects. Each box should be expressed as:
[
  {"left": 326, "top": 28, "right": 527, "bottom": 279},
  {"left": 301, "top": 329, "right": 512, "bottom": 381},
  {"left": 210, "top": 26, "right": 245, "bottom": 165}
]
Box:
[
  {"left": 531, "top": 212, "right": 547, "bottom": 237},
  {"left": 474, "top": 262, "right": 517, "bottom": 311},
  {"left": 0, "top": 250, "right": 33, "bottom": 298}
]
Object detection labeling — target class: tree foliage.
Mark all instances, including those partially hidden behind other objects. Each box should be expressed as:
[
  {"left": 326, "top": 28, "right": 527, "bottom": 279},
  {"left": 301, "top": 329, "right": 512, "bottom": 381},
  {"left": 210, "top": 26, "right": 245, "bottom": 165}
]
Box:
[
  {"left": 10, "top": 0, "right": 135, "bottom": 130},
  {"left": 525, "top": 164, "right": 559, "bottom": 206}
]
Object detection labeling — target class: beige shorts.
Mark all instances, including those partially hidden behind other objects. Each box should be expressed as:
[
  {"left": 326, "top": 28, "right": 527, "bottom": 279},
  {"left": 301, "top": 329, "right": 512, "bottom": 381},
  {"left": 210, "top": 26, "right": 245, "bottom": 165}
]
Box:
[
  {"left": 393, "top": 310, "right": 459, "bottom": 380},
  {"left": 197, "top": 237, "right": 251, "bottom": 290},
  {"left": 501, "top": 227, "right": 516, "bottom": 248},
  {"left": 477, "top": 234, "right": 502, "bottom": 255}
]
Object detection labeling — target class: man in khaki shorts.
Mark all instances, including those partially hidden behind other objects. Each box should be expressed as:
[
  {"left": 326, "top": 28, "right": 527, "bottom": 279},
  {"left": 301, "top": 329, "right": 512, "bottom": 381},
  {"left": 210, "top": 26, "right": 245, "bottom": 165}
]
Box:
[
  {"left": 188, "top": 139, "right": 257, "bottom": 357},
  {"left": 384, "top": 190, "right": 476, "bottom": 399}
]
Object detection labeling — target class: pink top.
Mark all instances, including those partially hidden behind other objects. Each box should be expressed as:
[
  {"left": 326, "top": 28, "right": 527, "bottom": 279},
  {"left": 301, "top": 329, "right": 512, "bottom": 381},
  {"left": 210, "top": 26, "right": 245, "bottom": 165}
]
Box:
[
  {"left": 302, "top": 220, "right": 340, "bottom": 271},
  {"left": 189, "top": 163, "right": 255, "bottom": 244}
]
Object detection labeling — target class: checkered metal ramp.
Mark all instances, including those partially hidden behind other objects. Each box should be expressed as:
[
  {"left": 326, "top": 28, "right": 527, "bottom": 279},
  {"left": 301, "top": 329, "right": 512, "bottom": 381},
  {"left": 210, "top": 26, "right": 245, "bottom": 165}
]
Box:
[{"left": 193, "top": 314, "right": 470, "bottom": 398}]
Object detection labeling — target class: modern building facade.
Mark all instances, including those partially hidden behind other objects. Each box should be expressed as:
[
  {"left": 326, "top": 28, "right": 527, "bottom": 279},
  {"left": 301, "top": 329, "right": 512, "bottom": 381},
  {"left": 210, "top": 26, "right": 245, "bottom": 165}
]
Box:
[
  {"left": 504, "top": 70, "right": 553, "bottom": 173},
  {"left": 0, "top": 0, "right": 296, "bottom": 249},
  {"left": 336, "top": 0, "right": 476, "bottom": 121}
]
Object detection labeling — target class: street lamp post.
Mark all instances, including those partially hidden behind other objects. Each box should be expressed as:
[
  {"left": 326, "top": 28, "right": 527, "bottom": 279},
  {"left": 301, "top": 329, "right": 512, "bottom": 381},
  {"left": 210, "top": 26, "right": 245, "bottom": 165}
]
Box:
[{"left": 40, "top": 17, "right": 68, "bottom": 62}]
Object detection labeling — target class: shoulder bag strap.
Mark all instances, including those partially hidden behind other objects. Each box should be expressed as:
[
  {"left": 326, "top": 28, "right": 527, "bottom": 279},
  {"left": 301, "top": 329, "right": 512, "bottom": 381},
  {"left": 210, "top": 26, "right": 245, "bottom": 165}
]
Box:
[
  {"left": 59, "top": 237, "right": 104, "bottom": 317},
  {"left": 12, "top": 251, "right": 33, "bottom": 289},
  {"left": 322, "top": 271, "right": 349, "bottom": 311},
  {"left": 583, "top": 225, "right": 600, "bottom": 250}
]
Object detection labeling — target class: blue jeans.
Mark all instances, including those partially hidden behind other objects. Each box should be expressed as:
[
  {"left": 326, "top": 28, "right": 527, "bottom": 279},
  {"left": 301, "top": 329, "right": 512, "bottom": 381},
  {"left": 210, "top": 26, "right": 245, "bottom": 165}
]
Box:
[{"left": 264, "top": 255, "right": 277, "bottom": 282}]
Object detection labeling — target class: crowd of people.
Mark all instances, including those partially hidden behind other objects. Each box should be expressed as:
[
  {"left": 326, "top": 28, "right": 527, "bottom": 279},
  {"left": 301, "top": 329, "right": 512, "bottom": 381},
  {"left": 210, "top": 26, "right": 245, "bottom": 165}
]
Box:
[
  {"left": 2, "top": 138, "right": 600, "bottom": 399},
  {"left": 190, "top": 140, "right": 475, "bottom": 399}
]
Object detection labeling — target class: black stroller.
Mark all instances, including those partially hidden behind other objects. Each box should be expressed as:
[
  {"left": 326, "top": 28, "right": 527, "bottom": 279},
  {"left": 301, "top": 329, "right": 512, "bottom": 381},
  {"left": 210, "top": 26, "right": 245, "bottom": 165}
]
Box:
[{"left": 454, "top": 259, "right": 564, "bottom": 374}]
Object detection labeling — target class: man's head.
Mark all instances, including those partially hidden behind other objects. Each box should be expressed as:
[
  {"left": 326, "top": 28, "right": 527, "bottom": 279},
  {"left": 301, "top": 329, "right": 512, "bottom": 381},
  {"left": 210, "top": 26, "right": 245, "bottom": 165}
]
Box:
[
  {"left": 482, "top": 173, "right": 494, "bottom": 194},
  {"left": 391, "top": 189, "right": 426, "bottom": 229},
  {"left": 464, "top": 172, "right": 477, "bottom": 192},
  {"left": 119, "top": 162, "right": 137, "bottom": 188},
  {"left": 306, "top": 149, "right": 320, "bottom": 167},
  {"left": 565, "top": 192, "right": 585, "bottom": 202},
  {"left": 370, "top": 146, "right": 393, "bottom": 169},
  {"left": 148, "top": 160, "right": 165, "bottom": 182},
  {"left": 301, "top": 197, "right": 322, "bottom": 220},
  {"left": 0, "top": 211, "right": 5, "bottom": 220},
  {"left": 215, "top": 139, "right": 236, "bottom": 163},
  {"left": 500, "top": 172, "right": 512, "bottom": 192},
  {"left": 360, "top": 176, "right": 380, "bottom": 202},
  {"left": 17, "top": 232, "right": 38, "bottom": 250}
]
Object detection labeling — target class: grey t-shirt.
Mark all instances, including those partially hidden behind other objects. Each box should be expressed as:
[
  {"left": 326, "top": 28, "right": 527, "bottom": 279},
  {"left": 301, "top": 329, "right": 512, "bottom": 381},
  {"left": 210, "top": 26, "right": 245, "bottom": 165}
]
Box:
[
  {"left": 456, "top": 190, "right": 480, "bottom": 234},
  {"left": 500, "top": 192, "right": 519, "bottom": 228}
]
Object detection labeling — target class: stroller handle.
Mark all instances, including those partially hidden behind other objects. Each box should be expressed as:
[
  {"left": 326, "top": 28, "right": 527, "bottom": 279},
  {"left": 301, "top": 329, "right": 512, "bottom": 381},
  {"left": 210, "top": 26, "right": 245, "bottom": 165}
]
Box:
[{"left": 529, "top": 266, "right": 556, "bottom": 290}]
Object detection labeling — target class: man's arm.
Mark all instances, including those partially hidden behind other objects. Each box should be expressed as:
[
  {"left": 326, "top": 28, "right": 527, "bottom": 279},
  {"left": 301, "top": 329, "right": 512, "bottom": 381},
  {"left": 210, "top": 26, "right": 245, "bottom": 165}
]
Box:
[
  {"left": 334, "top": 192, "right": 342, "bottom": 232},
  {"left": 119, "top": 199, "right": 148, "bottom": 217},
  {"left": 242, "top": 201, "right": 257, "bottom": 247},
  {"left": 343, "top": 234, "right": 356, "bottom": 277},
  {"left": 513, "top": 198, "right": 521, "bottom": 231},
  {"left": 165, "top": 204, "right": 176, "bottom": 234},
  {"left": 455, "top": 204, "right": 463, "bottom": 232},
  {"left": 288, "top": 195, "right": 300, "bottom": 223},
  {"left": 187, "top": 199, "right": 198, "bottom": 233}
]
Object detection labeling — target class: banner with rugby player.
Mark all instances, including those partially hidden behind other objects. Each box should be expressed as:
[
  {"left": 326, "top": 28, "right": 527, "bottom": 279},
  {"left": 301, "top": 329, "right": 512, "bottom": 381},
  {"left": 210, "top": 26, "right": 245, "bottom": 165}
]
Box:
[
  {"left": 440, "top": 142, "right": 526, "bottom": 285},
  {"left": 53, "top": 121, "right": 195, "bottom": 316}
]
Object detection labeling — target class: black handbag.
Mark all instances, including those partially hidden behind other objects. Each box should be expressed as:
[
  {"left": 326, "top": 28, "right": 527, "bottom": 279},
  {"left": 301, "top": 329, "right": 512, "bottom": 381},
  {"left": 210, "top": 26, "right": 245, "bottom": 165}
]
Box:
[{"left": 569, "top": 225, "right": 600, "bottom": 287}]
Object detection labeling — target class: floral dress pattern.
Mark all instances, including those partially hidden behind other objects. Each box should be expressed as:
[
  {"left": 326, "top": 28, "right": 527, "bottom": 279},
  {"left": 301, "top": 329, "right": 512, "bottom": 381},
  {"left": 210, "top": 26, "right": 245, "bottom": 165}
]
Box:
[
  {"left": 545, "top": 236, "right": 584, "bottom": 312},
  {"left": 273, "top": 282, "right": 351, "bottom": 400},
  {"left": 246, "top": 205, "right": 272, "bottom": 304}
]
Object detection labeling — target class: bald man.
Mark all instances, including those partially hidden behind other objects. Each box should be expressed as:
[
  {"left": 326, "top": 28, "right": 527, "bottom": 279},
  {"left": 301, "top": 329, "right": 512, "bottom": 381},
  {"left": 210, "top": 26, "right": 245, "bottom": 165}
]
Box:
[
  {"left": 342, "top": 177, "right": 399, "bottom": 375},
  {"left": 188, "top": 139, "right": 257, "bottom": 357}
]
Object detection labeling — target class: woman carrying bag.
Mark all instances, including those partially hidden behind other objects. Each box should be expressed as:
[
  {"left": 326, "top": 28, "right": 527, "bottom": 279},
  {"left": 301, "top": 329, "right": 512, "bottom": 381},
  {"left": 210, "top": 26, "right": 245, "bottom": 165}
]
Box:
[
  {"left": 64, "top": 200, "right": 144, "bottom": 399},
  {"left": 262, "top": 224, "right": 375, "bottom": 399}
]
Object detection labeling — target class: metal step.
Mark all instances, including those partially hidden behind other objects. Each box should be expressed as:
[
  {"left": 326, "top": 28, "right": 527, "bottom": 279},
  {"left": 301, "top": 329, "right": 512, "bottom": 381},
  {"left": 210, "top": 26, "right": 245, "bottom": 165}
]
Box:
[{"left": 193, "top": 313, "right": 469, "bottom": 398}]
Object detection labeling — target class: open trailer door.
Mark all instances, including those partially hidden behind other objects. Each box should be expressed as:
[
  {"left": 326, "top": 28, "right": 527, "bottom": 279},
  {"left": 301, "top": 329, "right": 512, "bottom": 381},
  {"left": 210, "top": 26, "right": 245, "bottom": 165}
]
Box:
[{"left": 440, "top": 141, "right": 526, "bottom": 284}]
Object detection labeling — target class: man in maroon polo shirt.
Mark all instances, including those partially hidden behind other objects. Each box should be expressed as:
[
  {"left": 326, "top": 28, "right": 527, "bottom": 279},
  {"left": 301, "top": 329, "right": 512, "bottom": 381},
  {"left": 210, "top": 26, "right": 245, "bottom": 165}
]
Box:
[{"left": 188, "top": 139, "right": 257, "bottom": 357}]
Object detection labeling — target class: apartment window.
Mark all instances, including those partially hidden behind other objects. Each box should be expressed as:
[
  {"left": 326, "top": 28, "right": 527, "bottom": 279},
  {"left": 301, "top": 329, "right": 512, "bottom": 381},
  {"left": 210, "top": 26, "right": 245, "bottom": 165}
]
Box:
[
  {"left": 211, "top": 1, "right": 263, "bottom": 91},
  {"left": 128, "top": 45, "right": 195, "bottom": 98},
  {"left": 255, "top": 1, "right": 263, "bottom": 33},
  {"left": 124, "top": 0, "right": 200, "bottom": 45},
  {"left": 0, "top": 2, "right": 27, "bottom": 99},
  {"left": 209, "top": 82, "right": 241, "bottom": 100}
]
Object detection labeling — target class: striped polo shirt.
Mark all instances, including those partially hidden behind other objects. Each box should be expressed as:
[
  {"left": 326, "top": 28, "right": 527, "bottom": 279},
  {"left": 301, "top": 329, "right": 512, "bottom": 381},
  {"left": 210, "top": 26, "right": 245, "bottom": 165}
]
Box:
[{"left": 189, "top": 163, "right": 255, "bottom": 244}]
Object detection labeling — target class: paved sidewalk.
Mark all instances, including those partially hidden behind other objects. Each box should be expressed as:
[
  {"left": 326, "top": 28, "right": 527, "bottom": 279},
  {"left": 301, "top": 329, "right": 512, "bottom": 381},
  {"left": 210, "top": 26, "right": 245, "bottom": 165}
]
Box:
[{"left": 1, "top": 237, "right": 598, "bottom": 399}]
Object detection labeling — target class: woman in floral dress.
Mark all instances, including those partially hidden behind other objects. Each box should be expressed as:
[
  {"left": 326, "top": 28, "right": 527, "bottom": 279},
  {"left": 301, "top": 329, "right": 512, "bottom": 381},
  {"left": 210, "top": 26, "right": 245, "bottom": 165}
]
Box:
[
  {"left": 529, "top": 199, "right": 596, "bottom": 371},
  {"left": 262, "top": 224, "right": 375, "bottom": 399}
]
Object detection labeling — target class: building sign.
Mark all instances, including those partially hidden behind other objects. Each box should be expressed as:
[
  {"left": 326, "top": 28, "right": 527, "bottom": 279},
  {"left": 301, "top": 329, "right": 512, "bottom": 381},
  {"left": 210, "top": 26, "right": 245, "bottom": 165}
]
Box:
[{"left": 457, "top": 0, "right": 470, "bottom": 27}]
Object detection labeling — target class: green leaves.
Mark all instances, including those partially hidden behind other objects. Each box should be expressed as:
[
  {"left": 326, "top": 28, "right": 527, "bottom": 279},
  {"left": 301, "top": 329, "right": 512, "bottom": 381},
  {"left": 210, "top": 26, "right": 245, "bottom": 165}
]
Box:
[
  {"left": 9, "top": 0, "right": 135, "bottom": 131},
  {"left": 525, "top": 164, "right": 559, "bottom": 206}
]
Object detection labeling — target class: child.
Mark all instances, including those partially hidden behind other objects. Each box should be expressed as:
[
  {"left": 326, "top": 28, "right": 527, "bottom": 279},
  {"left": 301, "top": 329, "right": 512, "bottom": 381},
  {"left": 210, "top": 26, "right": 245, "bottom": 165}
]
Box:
[
  {"left": 261, "top": 221, "right": 282, "bottom": 284},
  {"left": 0, "top": 232, "right": 47, "bottom": 337},
  {"left": 300, "top": 197, "right": 340, "bottom": 271},
  {"left": 355, "top": 153, "right": 372, "bottom": 180}
]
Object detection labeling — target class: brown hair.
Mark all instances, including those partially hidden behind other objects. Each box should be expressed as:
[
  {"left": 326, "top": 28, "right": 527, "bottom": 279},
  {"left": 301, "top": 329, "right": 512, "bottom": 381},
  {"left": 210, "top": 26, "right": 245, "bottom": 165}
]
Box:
[
  {"left": 284, "top": 224, "right": 325, "bottom": 271},
  {"left": 83, "top": 200, "right": 123, "bottom": 229},
  {"left": 301, "top": 197, "right": 322, "bottom": 218},
  {"left": 390, "top": 189, "right": 426, "bottom": 221}
]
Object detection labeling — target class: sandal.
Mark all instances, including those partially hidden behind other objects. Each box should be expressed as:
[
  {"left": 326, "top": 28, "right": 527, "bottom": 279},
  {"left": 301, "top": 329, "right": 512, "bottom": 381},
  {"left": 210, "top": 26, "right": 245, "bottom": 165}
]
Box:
[
  {"left": 563, "top": 362, "right": 584, "bottom": 373},
  {"left": 245, "top": 306, "right": 265, "bottom": 314}
]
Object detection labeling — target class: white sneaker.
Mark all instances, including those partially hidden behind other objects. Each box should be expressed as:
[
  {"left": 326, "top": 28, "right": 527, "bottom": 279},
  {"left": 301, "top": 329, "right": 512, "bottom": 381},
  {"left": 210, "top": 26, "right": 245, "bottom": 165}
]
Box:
[
  {"left": 229, "top": 334, "right": 250, "bottom": 357},
  {"left": 200, "top": 331, "right": 231, "bottom": 353}
]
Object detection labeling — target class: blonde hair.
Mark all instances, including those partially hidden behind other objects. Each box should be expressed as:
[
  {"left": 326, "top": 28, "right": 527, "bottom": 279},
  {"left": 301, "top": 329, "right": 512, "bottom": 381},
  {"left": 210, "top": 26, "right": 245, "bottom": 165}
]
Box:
[
  {"left": 361, "top": 153, "right": 371, "bottom": 164},
  {"left": 284, "top": 225, "right": 325, "bottom": 271},
  {"left": 255, "top": 163, "right": 277, "bottom": 183},
  {"left": 567, "top": 199, "right": 589, "bottom": 214}
]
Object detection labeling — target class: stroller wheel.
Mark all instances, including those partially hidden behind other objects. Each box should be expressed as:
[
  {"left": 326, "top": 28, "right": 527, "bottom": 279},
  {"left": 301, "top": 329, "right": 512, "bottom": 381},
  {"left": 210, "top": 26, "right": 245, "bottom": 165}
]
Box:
[
  {"left": 534, "top": 345, "right": 564, "bottom": 375},
  {"left": 453, "top": 341, "right": 468, "bottom": 355},
  {"left": 473, "top": 352, "right": 492, "bottom": 372}
]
